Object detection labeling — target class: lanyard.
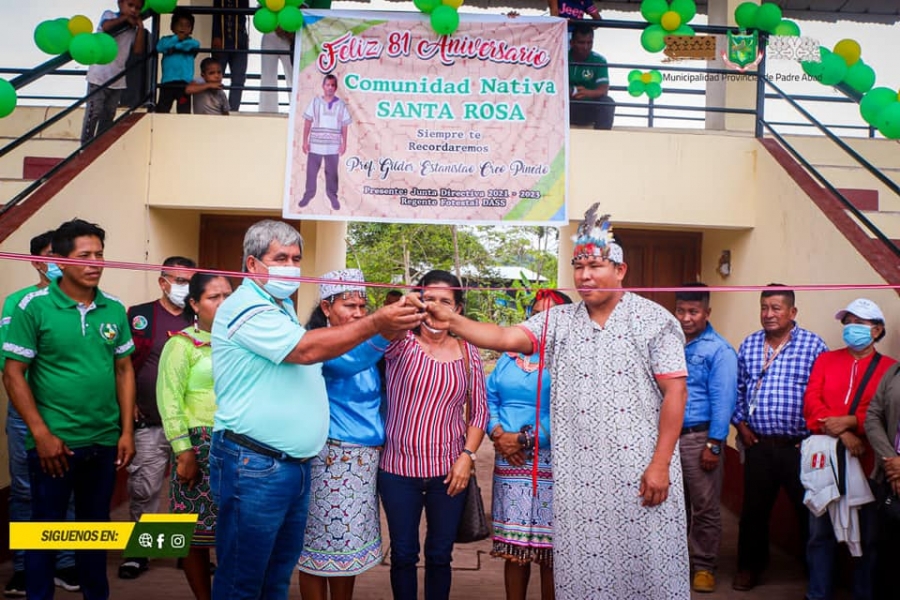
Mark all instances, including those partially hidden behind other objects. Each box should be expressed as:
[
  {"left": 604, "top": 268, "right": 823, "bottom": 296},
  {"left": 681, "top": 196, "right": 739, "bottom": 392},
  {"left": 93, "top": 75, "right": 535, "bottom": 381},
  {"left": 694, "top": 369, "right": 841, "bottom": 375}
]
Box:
[
  {"left": 754, "top": 336, "right": 790, "bottom": 391},
  {"left": 748, "top": 334, "right": 790, "bottom": 415}
]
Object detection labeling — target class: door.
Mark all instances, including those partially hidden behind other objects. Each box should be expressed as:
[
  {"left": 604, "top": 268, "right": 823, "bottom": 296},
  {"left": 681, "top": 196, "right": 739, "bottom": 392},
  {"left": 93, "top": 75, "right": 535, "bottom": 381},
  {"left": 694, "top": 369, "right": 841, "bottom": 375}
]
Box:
[{"left": 615, "top": 229, "right": 702, "bottom": 314}]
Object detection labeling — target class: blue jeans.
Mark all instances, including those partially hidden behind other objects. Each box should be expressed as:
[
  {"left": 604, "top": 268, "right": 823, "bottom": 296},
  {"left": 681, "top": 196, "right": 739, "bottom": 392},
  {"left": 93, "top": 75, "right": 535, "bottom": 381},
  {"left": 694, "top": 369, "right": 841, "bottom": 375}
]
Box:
[
  {"left": 377, "top": 470, "right": 467, "bottom": 600},
  {"left": 806, "top": 497, "right": 877, "bottom": 600},
  {"left": 209, "top": 431, "right": 312, "bottom": 600},
  {"left": 26, "top": 444, "right": 118, "bottom": 600},
  {"left": 7, "top": 407, "right": 76, "bottom": 572}
]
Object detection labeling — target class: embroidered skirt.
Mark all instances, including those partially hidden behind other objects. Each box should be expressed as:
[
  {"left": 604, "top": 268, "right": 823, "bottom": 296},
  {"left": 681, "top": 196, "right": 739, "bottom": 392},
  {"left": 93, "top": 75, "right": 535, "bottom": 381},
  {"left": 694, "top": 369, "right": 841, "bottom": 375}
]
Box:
[
  {"left": 169, "top": 427, "right": 216, "bottom": 547},
  {"left": 297, "top": 442, "right": 383, "bottom": 576},
  {"left": 490, "top": 448, "right": 554, "bottom": 567}
]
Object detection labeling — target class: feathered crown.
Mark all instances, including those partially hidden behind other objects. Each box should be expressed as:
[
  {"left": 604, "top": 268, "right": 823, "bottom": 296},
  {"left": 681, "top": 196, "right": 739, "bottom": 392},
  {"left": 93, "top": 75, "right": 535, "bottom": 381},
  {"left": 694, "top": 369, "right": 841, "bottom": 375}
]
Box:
[{"left": 572, "top": 203, "right": 623, "bottom": 263}]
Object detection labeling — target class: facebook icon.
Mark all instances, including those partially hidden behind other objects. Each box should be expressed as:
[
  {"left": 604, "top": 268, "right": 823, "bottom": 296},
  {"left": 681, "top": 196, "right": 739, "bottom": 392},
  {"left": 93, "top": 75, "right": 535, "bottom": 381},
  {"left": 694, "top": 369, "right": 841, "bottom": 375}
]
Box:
[{"left": 156, "top": 533, "right": 166, "bottom": 550}]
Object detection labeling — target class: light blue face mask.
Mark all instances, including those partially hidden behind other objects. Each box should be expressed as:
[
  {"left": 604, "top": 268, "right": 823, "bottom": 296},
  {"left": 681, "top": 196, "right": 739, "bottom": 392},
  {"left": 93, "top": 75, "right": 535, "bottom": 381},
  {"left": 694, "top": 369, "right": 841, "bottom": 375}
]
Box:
[
  {"left": 842, "top": 323, "right": 874, "bottom": 351},
  {"left": 262, "top": 264, "right": 302, "bottom": 299},
  {"left": 45, "top": 262, "right": 62, "bottom": 281}
]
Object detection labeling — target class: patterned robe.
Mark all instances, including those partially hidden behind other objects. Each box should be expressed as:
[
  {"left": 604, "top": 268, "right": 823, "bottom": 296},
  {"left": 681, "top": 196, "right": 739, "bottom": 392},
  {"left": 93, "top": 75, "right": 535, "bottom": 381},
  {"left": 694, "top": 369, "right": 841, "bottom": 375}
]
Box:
[{"left": 520, "top": 293, "right": 690, "bottom": 599}]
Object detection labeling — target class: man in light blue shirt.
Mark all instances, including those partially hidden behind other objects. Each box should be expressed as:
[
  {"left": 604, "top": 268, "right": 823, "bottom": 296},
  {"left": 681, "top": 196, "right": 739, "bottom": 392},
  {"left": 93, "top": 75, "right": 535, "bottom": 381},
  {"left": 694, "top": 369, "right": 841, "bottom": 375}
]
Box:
[
  {"left": 210, "top": 220, "right": 422, "bottom": 600},
  {"left": 674, "top": 283, "right": 738, "bottom": 594}
]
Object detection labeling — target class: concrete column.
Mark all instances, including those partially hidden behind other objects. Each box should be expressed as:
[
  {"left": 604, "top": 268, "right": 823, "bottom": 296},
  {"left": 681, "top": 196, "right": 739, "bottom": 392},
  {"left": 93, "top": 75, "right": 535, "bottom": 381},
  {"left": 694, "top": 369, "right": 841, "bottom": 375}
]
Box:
[
  {"left": 557, "top": 221, "right": 577, "bottom": 293},
  {"left": 705, "top": 0, "right": 759, "bottom": 132},
  {"left": 295, "top": 220, "right": 347, "bottom": 316}
]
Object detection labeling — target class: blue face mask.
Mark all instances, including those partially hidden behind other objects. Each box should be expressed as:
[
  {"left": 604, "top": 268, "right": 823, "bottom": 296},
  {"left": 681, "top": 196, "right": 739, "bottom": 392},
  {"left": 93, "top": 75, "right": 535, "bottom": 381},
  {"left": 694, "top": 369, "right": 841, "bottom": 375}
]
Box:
[
  {"left": 262, "top": 264, "right": 301, "bottom": 300},
  {"left": 45, "top": 262, "right": 62, "bottom": 281},
  {"left": 842, "top": 323, "right": 874, "bottom": 351}
]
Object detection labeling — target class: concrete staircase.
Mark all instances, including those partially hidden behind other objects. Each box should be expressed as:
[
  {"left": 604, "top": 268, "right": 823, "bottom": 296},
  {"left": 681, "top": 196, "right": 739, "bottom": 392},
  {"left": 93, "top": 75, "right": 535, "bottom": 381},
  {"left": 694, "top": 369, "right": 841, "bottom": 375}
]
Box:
[
  {"left": 779, "top": 134, "right": 900, "bottom": 244},
  {"left": 0, "top": 107, "right": 84, "bottom": 206}
]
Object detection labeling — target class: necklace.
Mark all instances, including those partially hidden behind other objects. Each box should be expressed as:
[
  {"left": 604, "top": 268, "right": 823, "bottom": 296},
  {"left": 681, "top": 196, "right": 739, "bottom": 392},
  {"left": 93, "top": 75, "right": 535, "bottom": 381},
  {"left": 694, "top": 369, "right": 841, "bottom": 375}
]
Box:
[{"left": 515, "top": 353, "right": 541, "bottom": 373}]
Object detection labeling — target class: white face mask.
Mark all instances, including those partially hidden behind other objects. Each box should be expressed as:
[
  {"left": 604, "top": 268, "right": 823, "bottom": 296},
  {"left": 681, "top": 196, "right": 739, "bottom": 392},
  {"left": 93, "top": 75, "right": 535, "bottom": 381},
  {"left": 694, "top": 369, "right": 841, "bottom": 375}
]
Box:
[
  {"left": 167, "top": 283, "right": 190, "bottom": 308},
  {"left": 262, "top": 264, "right": 302, "bottom": 299}
]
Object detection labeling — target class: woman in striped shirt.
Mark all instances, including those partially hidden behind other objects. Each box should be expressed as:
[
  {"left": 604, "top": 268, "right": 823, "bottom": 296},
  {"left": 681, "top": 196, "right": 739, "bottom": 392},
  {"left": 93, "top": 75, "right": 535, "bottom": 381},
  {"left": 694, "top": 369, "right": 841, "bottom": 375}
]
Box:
[{"left": 378, "top": 270, "right": 488, "bottom": 600}]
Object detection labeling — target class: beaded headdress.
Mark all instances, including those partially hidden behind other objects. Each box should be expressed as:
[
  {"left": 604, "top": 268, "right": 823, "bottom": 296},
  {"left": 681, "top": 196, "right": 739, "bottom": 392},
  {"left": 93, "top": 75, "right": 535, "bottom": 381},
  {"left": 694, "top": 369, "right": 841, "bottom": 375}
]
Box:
[
  {"left": 571, "top": 203, "right": 623, "bottom": 264},
  {"left": 318, "top": 268, "right": 367, "bottom": 301}
]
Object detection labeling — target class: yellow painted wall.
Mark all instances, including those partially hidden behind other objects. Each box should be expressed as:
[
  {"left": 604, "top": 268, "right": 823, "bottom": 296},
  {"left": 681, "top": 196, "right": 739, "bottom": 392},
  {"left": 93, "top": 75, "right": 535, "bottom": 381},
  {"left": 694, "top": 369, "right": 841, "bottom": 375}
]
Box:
[{"left": 699, "top": 144, "right": 900, "bottom": 359}]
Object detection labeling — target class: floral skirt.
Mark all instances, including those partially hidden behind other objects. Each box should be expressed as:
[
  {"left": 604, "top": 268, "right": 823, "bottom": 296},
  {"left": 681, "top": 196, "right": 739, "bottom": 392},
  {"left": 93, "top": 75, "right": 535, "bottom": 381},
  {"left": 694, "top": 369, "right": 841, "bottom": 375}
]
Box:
[
  {"left": 169, "top": 427, "right": 216, "bottom": 547},
  {"left": 491, "top": 448, "right": 554, "bottom": 567},
  {"left": 297, "top": 442, "right": 383, "bottom": 576}
]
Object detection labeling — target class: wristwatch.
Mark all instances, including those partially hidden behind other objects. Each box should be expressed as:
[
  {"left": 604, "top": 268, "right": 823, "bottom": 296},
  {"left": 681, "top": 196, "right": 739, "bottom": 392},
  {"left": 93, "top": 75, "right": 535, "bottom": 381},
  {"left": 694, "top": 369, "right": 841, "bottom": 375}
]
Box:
[
  {"left": 461, "top": 449, "right": 477, "bottom": 462},
  {"left": 705, "top": 441, "right": 722, "bottom": 456}
]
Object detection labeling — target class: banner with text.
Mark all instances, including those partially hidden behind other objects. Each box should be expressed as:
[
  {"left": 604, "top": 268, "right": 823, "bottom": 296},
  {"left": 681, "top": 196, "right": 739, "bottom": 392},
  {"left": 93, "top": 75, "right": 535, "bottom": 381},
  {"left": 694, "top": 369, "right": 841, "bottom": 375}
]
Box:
[{"left": 283, "top": 11, "right": 568, "bottom": 225}]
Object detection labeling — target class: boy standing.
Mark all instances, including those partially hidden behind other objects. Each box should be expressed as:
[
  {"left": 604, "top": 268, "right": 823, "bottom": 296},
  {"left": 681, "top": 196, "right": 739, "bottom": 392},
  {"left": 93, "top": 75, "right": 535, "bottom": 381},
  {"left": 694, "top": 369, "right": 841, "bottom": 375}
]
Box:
[
  {"left": 81, "top": 0, "right": 145, "bottom": 144},
  {"left": 187, "top": 58, "right": 230, "bottom": 115},
  {"left": 156, "top": 9, "right": 200, "bottom": 114},
  {"left": 2, "top": 219, "right": 136, "bottom": 600}
]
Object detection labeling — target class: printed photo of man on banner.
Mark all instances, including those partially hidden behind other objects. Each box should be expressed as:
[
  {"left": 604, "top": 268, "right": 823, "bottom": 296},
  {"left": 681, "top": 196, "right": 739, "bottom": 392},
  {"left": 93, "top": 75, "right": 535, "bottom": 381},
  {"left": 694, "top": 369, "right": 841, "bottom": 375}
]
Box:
[{"left": 282, "top": 10, "right": 569, "bottom": 225}]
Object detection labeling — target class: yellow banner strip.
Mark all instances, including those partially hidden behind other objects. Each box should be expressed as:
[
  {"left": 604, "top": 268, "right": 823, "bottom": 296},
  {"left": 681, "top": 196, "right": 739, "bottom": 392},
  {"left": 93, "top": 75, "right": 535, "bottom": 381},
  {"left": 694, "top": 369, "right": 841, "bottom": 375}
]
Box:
[{"left": 10, "top": 523, "right": 135, "bottom": 550}]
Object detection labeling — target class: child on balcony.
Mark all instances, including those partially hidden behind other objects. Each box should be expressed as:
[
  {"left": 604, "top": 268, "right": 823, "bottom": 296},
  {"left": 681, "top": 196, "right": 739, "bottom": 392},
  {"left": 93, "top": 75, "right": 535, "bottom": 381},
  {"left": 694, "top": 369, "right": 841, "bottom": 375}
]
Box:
[
  {"left": 156, "top": 9, "right": 200, "bottom": 114},
  {"left": 80, "top": 0, "right": 145, "bottom": 145},
  {"left": 187, "top": 58, "right": 230, "bottom": 116}
]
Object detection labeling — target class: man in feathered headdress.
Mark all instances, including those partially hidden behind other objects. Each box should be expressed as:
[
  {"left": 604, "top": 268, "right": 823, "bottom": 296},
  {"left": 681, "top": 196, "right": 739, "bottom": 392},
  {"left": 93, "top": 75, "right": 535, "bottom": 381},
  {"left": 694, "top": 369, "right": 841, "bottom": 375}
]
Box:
[{"left": 418, "top": 203, "right": 690, "bottom": 599}]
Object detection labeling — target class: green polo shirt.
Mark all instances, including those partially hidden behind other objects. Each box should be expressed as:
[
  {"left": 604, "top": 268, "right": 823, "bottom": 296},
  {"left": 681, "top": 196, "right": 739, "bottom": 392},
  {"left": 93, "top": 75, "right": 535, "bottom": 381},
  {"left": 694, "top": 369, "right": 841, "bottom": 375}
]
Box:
[
  {"left": 1, "top": 280, "right": 134, "bottom": 449},
  {"left": 0, "top": 284, "right": 39, "bottom": 372},
  {"left": 569, "top": 50, "right": 609, "bottom": 90}
]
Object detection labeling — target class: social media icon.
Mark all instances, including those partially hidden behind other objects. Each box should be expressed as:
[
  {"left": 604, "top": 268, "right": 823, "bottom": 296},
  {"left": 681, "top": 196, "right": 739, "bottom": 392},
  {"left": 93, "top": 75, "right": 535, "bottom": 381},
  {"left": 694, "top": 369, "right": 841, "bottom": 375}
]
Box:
[
  {"left": 138, "top": 533, "right": 153, "bottom": 548},
  {"left": 156, "top": 533, "right": 166, "bottom": 550},
  {"left": 171, "top": 534, "right": 185, "bottom": 549}
]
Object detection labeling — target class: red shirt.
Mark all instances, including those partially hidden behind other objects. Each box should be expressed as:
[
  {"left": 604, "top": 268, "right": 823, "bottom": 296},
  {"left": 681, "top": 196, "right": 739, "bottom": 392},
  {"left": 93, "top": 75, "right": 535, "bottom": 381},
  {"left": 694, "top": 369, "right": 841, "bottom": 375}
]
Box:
[{"left": 803, "top": 348, "right": 896, "bottom": 474}]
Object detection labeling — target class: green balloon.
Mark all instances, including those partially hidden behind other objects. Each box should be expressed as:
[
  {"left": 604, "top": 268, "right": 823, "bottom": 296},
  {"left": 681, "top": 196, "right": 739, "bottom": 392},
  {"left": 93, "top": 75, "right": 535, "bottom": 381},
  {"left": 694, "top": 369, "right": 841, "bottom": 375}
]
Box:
[
  {"left": 253, "top": 7, "right": 279, "bottom": 33},
  {"left": 34, "top": 20, "right": 73, "bottom": 55},
  {"left": 94, "top": 33, "right": 119, "bottom": 65},
  {"left": 430, "top": 5, "right": 459, "bottom": 36},
  {"left": 0, "top": 79, "right": 17, "bottom": 119},
  {"left": 876, "top": 102, "right": 900, "bottom": 139},
  {"left": 627, "top": 69, "right": 643, "bottom": 83},
  {"left": 645, "top": 82, "right": 662, "bottom": 99},
  {"left": 819, "top": 51, "right": 848, "bottom": 86},
  {"left": 69, "top": 33, "right": 102, "bottom": 65},
  {"left": 148, "top": 0, "right": 178, "bottom": 13},
  {"left": 278, "top": 6, "right": 304, "bottom": 32},
  {"left": 627, "top": 80, "right": 646, "bottom": 97},
  {"left": 860, "top": 87, "right": 898, "bottom": 126},
  {"left": 639, "top": 0, "right": 668, "bottom": 24},
  {"left": 755, "top": 3, "right": 783, "bottom": 33},
  {"left": 844, "top": 61, "right": 876, "bottom": 94},
  {"left": 640, "top": 24, "right": 666, "bottom": 53},
  {"left": 801, "top": 46, "right": 828, "bottom": 78},
  {"left": 669, "top": 0, "right": 697, "bottom": 23},
  {"left": 734, "top": 2, "right": 758, "bottom": 29},
  {"left": 649, "top": 69, "right": 663, "bottom": 84},
  {"left": 673, "top": 25, "right": 694, "bottom": 36},
  {"left": 773, "top": 19, "right": 800, "bottom": 36},
  {"left": 414, "top": 0, "right": 441, "bottom": 14}
]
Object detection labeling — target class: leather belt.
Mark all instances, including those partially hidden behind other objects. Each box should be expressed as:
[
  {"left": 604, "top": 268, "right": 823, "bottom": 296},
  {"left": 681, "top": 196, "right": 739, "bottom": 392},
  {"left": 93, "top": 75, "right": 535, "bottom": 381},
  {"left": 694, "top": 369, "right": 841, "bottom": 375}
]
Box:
[{"left": 223, "top": 430, "right": 311, "bottom": 463}]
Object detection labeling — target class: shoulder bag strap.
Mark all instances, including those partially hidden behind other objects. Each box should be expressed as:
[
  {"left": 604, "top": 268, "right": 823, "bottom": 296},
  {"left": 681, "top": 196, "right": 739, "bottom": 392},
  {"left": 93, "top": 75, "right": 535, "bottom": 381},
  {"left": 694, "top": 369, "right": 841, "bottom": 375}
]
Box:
[
  {"left": 848, "top": 352, "right": 882, "bottom": 417},
  {"left": 458, "top": 338, "right": 472, "bottom": 426}
]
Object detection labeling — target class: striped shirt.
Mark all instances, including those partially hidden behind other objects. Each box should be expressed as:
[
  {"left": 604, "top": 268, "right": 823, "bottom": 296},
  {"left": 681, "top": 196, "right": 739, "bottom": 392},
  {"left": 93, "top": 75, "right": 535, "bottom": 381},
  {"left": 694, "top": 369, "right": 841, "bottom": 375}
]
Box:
[
  {"left": 732, "top": 324, "right": 828, "bottom": 437},
  {"left": 381, "top": 331, "right": 488, "bottom": 477}
]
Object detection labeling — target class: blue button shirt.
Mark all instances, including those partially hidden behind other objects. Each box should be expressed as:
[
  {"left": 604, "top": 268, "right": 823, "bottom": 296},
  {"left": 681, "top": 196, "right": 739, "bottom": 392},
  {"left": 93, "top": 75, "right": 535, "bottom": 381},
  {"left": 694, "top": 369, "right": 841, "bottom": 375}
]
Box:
[
  {"left": 211, "top": 279, "right": 328, "bottom": 458},
  {"left": 486, "top": 353, "right": 551, "bottom": 447},
  {"left": 683, "top": 323, "right": 738, "bottom": 441},
  {"left": 324, "top": 335, "right": 388, "bottom": 447}
]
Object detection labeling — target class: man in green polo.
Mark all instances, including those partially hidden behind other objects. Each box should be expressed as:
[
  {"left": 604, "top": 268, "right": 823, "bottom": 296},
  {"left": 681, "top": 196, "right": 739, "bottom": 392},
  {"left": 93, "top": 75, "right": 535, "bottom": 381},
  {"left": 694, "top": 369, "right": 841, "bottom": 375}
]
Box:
[
  {"left": 2, "top": 218, "right": 136, "bottom": 600},
  {"left": 569, "top": 23, "right": 615, "bottom": 130}
]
